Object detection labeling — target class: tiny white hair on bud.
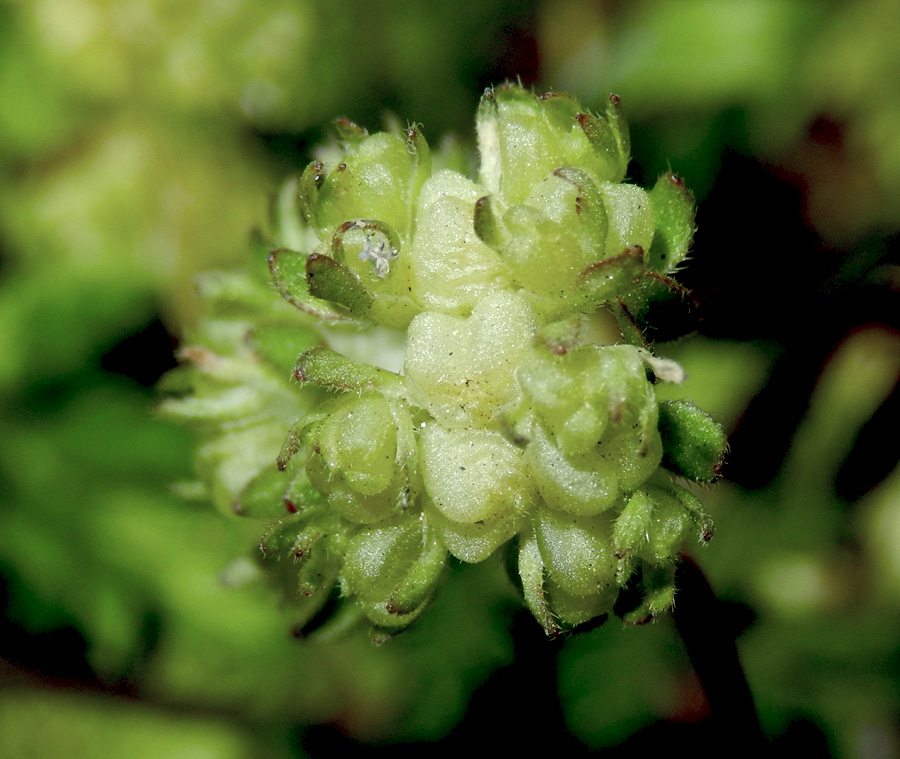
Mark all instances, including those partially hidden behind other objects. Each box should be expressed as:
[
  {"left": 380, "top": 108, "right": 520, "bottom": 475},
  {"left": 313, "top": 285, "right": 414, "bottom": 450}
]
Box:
[
  {"left": 358, "top": 234, "right": 399, "bottom": 278},
  {"left": 637, "top": 349, "right": 686, "bottom": 384}
]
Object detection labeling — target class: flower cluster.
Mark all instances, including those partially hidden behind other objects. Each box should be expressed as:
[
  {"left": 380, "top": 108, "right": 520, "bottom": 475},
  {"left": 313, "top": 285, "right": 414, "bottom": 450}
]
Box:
[{"left": 163, "top": 84, "right": 725, "bottom": 639}]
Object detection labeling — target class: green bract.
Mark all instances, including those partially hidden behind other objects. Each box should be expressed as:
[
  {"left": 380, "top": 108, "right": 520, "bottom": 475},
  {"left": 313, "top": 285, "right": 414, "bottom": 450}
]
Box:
[{"left": 163, "top": 84, "right": 724, "bottom": 639}]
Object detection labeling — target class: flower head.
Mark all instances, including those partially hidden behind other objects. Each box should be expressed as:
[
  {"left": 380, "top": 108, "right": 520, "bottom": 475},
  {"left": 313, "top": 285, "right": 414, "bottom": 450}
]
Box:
[{"left": 163, "top": 84, "right": 725, "bottom": 639}]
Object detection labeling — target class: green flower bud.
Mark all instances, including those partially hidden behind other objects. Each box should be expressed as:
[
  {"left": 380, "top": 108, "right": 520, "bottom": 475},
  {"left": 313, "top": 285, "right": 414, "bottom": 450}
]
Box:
[
  {"left": 658, "top": 399, "right": 727, "bottom": 483},
  {"left": 315, "top": 132, "right": 412, "bottom": 238},
  {"left": 258, "top": 505, "right": 353, "bottom": 629},
  {"left": 517, "top": 524, "right": 618, "bottom": 636},
  {"left": 342, "top": 514, "right": 447, "bottom": 631},
  {"left": 534, "top": 508, "right": 619, "bottom": 597},
  {"left": 419, "top": 424, "right": 534, "bottom": 563},
  {"left": 476, "top": 86, "right": 629, "bottom": 205},
  {"left": 481, "top": 168, "right": 612, "bottom": 317},
  {"left": 234, "top": 463, "right": 316, "bottom": 520},
  {"left": 304, "top": 392, "right": 413, "bottom": 524},
  {"left": 525, "top": 420, "right": 618, "bottom": 516}
]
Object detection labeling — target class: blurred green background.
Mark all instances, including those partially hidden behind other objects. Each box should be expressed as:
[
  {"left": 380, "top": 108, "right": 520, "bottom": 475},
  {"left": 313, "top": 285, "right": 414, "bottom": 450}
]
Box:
[{"left": 2, "top": 1, "right": 900, "bottom": 756}]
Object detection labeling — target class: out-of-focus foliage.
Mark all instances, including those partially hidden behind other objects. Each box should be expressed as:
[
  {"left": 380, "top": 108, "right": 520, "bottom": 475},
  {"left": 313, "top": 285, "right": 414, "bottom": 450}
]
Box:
[
  {"left": 2, "top": 0, "right": 900, "bottom": 757},
  {"left": 0, "top": 692, "right": 256, "bottom": 759},
  {"left": 540, "top": 0, "right": 900, "bottom": 241}
]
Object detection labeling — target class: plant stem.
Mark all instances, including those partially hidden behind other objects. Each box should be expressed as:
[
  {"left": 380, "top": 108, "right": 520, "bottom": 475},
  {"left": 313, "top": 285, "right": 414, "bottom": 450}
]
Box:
[{"left": 673, "top": 555, "right": 765, "bottom": 750}]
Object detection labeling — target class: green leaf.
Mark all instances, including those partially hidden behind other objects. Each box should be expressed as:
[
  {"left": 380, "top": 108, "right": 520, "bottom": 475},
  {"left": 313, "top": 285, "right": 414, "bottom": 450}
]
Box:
[
  {"left": 258, "top": 512, "right": 316, "bottom": 560},
  {"left": 276, "top": 413, "right": 327, "bottom": 471},
  {"left": 534, "top": 509, "right": 618, "bottom": 597},
  {"left": 344, "top": 518, "right": 447, "bottom": 631},
  {"left": 528, "top": 167, "right": 608, "bottom": 261},
  {"left": 284, "top": 468, "right": 329, "bottom": 514},
  {"left": 383, "top": 528, "right": 446, "bottom": 617},
  {"left": 611, "top": 298, "right": 650, "bottom": 349},
  {"left": 576, "top": 112, "right": 621, "bottom": 176}
]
